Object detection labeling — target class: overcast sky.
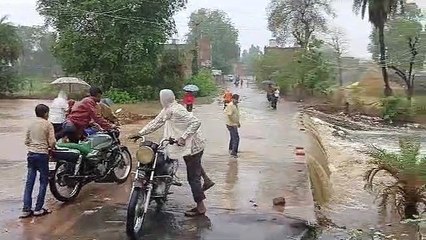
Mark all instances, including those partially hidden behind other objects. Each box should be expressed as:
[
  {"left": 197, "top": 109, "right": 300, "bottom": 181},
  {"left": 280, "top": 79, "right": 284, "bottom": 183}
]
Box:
[{"left": 1, "top": 0, "right": 425, "bottom": 60}]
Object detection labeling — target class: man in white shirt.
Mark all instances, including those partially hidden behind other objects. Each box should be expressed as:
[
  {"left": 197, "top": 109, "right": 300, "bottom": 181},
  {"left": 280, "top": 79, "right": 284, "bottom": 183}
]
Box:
[
  {"left": 129, "top": 89, "right": 212, "bottom": 217},
  {"left": 48, "top": 90, "right": 68, "bottom": 139}
]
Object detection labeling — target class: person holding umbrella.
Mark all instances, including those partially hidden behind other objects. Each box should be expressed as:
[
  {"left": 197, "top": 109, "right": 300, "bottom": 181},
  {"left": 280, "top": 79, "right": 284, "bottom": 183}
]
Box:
[
  {"left": 183, "top": 91, "right": 195, "bottom": 112},
  {"left": 182, "top": 84, "right": 199, "bottom": 112},
  {"left": 48, "top": 90, "right": 68, "bottom": 140}
]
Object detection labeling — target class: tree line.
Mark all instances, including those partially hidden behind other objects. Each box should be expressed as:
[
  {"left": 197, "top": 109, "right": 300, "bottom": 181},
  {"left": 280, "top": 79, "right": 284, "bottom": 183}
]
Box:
[
  {"left": 0, "top": 1, "right": 241, "bottom": 100},
  {"left": 247, "top": 0, "right": 425, "bottom": 101}
]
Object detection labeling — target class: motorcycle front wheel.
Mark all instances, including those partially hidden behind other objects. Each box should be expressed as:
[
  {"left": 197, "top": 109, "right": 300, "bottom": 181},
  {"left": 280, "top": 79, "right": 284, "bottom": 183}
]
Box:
[
  {"left": 126, "top": 187, "right": 148, "bottom": 239},
  {"left": 49, "top": 161, "right": 82, "bottom": 202},
  {"left": 113, "top": 148, "right": 132, "bottom": 184}
]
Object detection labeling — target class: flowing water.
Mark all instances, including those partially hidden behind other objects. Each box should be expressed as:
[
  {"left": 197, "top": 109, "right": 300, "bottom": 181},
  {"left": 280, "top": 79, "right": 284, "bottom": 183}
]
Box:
[{"left": 303, "top": 115, "right": 423, "bottom": 239}]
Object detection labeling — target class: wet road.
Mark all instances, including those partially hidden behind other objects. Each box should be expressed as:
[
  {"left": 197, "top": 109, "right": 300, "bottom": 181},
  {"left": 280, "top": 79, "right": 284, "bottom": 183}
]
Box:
[{"left": 0, "top": 85, "right": 314, "bottom": 239}]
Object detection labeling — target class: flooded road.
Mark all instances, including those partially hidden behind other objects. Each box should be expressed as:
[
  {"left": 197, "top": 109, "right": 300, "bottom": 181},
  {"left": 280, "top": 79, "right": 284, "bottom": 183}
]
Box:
[{"left": 0, "top": 84, "right": 314, "bottom": 239}]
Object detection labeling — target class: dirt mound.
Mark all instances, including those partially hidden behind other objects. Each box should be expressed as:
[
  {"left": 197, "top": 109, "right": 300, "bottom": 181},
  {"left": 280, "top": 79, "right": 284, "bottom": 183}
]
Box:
[{"left": 116, "top": 110, "right": 156, "bottom": 124}]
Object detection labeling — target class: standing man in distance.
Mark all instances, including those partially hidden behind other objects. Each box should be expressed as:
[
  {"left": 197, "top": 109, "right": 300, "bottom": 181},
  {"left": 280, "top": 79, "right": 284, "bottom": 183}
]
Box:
[{"left": 224, "top": 94, "right": 241, "bottom": 158}]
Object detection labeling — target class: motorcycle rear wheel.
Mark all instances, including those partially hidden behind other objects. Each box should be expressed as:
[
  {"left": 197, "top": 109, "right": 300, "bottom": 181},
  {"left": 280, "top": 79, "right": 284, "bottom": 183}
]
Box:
[
  {"left": 126, "top": 187, "right": 148, "bottom": 239},
  {"left": 49, "top": 161, "right": 82, "bottom": 202}
]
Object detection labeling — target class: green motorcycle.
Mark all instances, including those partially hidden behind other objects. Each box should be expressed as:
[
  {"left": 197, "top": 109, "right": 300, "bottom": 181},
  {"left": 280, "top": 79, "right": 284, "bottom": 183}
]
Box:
[{"left": 49, "top": 129, "right": 132, "bottom": 202}]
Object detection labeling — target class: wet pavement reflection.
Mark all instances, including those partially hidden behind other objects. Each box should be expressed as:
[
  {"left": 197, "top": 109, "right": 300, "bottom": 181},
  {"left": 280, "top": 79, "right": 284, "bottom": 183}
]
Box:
[{"left": 0, "top": 84, "right": 314, "bottom": 240}]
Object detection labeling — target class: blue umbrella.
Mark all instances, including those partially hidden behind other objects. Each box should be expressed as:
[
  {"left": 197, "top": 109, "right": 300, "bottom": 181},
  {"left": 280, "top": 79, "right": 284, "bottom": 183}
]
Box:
[{"left": 183, "top": 84, "right": 199, "bottom": 92}]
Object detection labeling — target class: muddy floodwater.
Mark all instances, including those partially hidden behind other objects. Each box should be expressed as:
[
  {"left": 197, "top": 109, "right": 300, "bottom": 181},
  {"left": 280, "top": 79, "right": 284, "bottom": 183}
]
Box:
[
  {"left": 304, "top": 115, "right": 423, "bottom": 239},
  {"left": 0, "top": 85, "right": 316, "bottom": 240}
]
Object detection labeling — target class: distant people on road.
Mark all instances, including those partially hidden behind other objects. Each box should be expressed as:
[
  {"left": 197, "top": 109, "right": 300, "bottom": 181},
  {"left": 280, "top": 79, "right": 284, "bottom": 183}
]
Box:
[
  {"left": 271, "top": 87, "right": 280, "bottom": 110},
  {"left": 21, "top": 104, "right": 56, "bottom": 218},
  {"left": 183, "top": 91, "right": 195, "bottom": 112},
  {"left": 61, "top": 87, "right": 115, "bottom": 143},
  {"left": 129, "top": 89, "right": 214, "bottom": 217},
  {"left": 240, "top": 78, "right": 244, "bottom": 88},
  {"left": 223, "top": 89, "right": 233, "bottom": 110},
  {"left": 224, "top": 94, "right": 241, "bottom": 158},
  {"left": 48, "top": 90, "right": 68, "bottom": 140}
]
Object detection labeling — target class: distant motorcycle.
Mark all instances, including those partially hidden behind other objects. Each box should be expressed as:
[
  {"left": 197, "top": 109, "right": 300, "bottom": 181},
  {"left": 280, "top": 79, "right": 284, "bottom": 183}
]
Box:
[
  {"left": 48, "top": 129, "right": 132, "bottom": 202},
  {"left": 126, "top": 136, "right": 180, "bottom": 239},
  {"left": 271, "top": 96, "right": 278, "bottom": 110}
]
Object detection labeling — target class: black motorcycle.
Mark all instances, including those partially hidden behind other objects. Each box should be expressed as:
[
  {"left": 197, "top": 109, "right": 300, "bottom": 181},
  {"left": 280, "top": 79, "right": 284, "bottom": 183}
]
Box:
[
  {"left": 126, "top": 136, "right": 180, "bottom": 239},
  {"left": 48, "top": 129, "right": 132, "bottom": 202}
]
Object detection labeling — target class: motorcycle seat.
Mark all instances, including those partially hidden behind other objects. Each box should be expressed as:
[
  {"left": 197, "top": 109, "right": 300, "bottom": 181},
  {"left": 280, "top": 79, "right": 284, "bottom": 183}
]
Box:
[
  {"left": 56, "top": 142, "right": 92, "bottom": 156},
  {"left": 51, "top": 148, "right": 81, "bottom": 163}
]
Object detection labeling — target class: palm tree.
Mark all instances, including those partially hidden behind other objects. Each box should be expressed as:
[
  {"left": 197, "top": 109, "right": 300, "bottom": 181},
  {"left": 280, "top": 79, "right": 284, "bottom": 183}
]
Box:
[
  {"left": 364, "top": 137, "right": 426, "bottom": 219},
  {"left": 0, "top": 16, "right": 22, "bottom": 65},
  {"left": 353, "top": 0, "right": 404, "bottom": 97}
]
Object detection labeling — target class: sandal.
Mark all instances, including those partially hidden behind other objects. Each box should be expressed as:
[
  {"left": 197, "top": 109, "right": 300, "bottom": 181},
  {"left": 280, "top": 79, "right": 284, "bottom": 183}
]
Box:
[
  {"left": 202, "top": 181, "right": 215, "bottom": 192},
  {"left": 19, "top": 210, "right": 33, "bottom": 219},
  {"left": 33, "top": 208, "right": 52, "bottom": 217},
  {"left": 184, "top": 208, "right": 205, "bottom": 217},
  {"left": 185, "top": 207, "right": 197, "bottom": 213}
]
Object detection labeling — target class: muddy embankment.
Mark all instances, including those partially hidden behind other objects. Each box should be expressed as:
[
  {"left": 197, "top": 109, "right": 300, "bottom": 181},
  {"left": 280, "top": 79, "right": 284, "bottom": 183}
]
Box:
[{"left": 301, "top": 109, "right": 425, "bottom": 239}]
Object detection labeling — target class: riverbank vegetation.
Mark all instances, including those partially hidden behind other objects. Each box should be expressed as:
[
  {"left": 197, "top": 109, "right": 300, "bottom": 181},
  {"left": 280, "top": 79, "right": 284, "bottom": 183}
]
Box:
[{"left": 364, "top": 137, "right": 426, "bottom": 219}]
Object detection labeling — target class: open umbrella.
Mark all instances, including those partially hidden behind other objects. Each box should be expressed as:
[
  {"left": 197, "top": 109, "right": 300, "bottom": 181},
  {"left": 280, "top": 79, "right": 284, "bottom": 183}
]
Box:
[
  {"left": 261, "top": 80, "right": 276, "bottom": 85},
  {"left": 183, "top": 84, "right": 199, "bottom": 92},
  {"left": 51, "top": 77, "right": 91, "bottom": 92}
]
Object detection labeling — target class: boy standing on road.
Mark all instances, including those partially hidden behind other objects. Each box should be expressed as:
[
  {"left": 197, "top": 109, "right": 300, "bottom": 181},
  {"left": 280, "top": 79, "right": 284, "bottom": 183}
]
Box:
[
  {"left": 224, "top": 94, "right": 241, "bottom": 158},
  {"left": 21, "top": 104, "right": 56, "bottom": 218}
]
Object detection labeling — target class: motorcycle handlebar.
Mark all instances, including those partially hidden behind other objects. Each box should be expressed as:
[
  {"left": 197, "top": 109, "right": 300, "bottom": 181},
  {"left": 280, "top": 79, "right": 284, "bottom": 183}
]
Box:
[
  {"left": 130, "top": 135, "right": 176, "bottom": 147},
  {"left": 159, "top": 137, "right": 176, "bottom": 146}
]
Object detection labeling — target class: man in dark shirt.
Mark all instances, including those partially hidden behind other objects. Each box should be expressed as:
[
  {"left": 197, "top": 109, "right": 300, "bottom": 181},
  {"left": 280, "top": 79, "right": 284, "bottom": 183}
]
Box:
[{"left": 61, "top": 87, "right": 115, "bottom": 143}]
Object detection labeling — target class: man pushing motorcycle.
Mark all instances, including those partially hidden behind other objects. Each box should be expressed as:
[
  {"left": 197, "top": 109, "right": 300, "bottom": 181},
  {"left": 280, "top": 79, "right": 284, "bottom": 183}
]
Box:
[{"left": 129, "top": 89, "right": 214, "bottom": 217}]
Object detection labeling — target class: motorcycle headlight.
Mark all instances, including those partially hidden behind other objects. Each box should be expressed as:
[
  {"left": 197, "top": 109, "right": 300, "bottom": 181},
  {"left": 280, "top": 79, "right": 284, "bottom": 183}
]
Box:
[{"left": 136, "top": 146, "right": 154, "bottom": 164}]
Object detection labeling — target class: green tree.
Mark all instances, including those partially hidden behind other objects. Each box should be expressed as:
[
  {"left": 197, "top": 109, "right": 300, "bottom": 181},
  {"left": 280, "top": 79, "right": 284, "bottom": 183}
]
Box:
[
  {"left": 16, "top": 25, "right": 60, "bottom": 77},
  {"left": 186, "top": 9, "right": 239, "bottom": 74},
  {"left": 255, "top": 41, "right": 333, "bottom": 98},
  {"left": 0, "top": 16, "right": 22, "bottom": 93},
  {"left": 353, "top": 0, "right": 405, "bottom": 96},
  {"left": 241, "top": 45, "right": 262, "bottom": 75},
  {"left": 369, "top": 3, "right": 425, "bottom": 71},
  {"left": 37, "top": 0, "right": 186, "bottom": 91},
  {"left": 369, "top": 3, "right": 425, "bottom": 100},
  {"left": 267, "top": 0, "right": 334, "bottom": 48}
]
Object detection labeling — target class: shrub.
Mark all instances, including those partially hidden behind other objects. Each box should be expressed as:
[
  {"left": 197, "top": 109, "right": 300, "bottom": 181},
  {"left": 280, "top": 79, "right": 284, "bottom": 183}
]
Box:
[
  {"left": 380, "top": 96, "right": 413, "bottom": 122},
  {"left": 364, "top": 137, "right": 426, "bottom": 219},
  {"left": 133, "top": 85, "right": 159, "bottom": 101},
  {"left": 185, "top": 70, "right": 217, "bottom": 97},
  {"left": 105, "top": 88, "right": 137, "bottom": 104}
]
